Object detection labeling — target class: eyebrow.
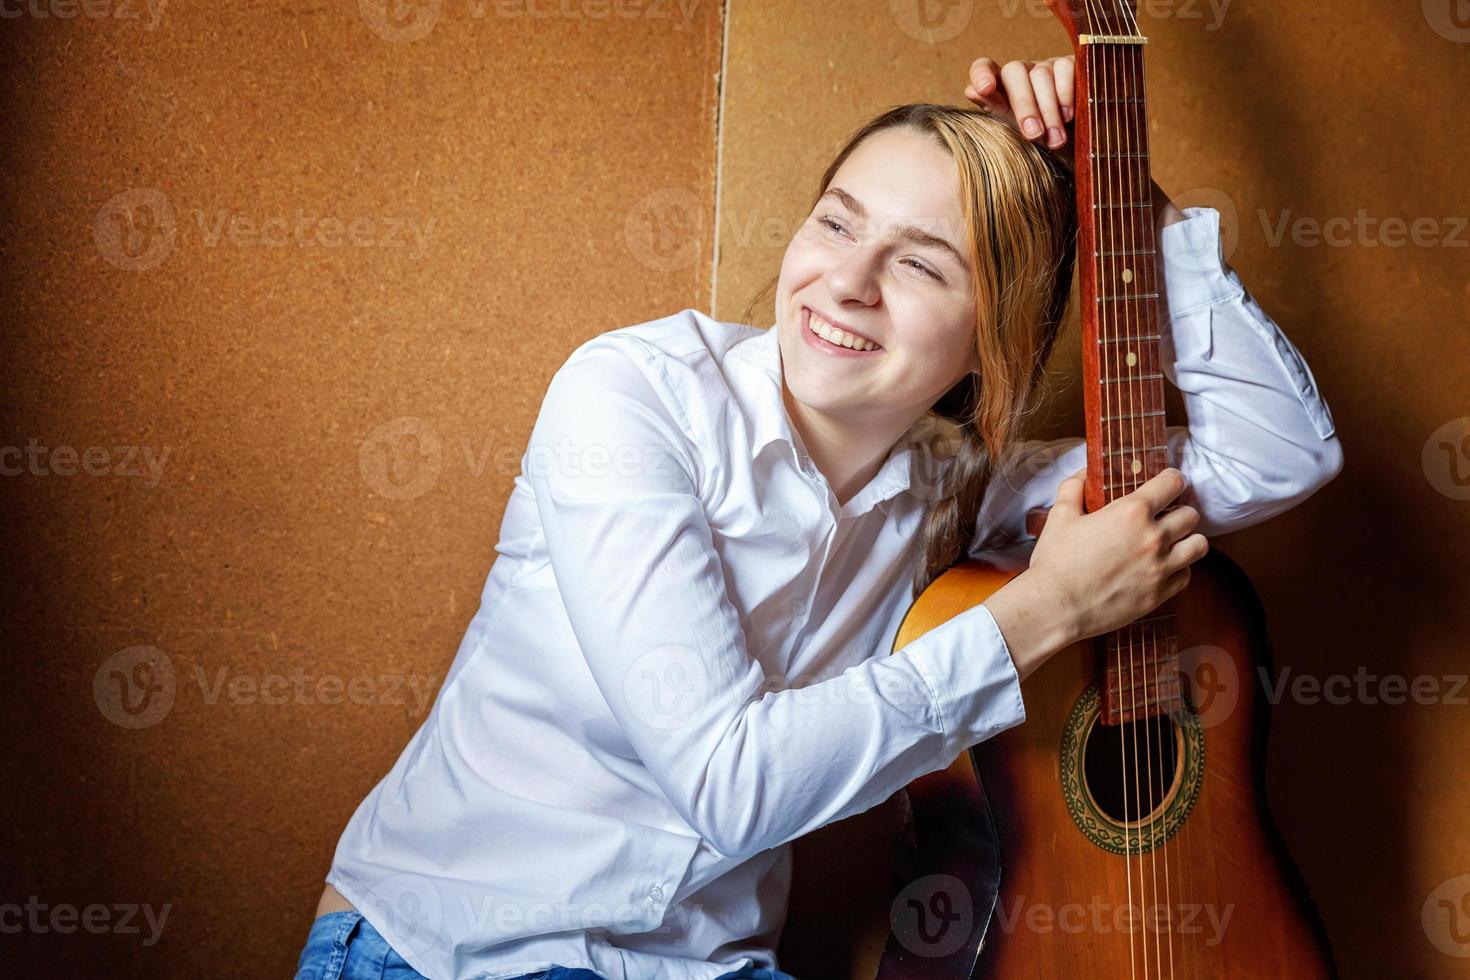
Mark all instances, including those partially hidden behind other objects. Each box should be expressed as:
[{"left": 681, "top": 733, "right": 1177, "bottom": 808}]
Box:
[{"left": 819, "top": 186, "right": 969, "bottom": 271}]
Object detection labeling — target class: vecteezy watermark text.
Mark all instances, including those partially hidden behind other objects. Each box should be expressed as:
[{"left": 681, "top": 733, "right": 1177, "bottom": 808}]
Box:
[
  {"left": 0, "top": 897, "right": 171, "bottom": 946},
  {"left": 0, "top": 439, "right": 170, "bottom": 487}
]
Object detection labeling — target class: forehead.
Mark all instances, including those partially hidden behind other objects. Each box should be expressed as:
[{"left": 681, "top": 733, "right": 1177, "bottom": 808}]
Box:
[{"left": 829, "top": 127, "right": 965, "bottom": 234}]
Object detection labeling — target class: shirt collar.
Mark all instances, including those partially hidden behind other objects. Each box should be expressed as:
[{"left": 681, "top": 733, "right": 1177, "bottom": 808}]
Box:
[{"left": 727, "top": 324, "right": 962, "bottom": 517}]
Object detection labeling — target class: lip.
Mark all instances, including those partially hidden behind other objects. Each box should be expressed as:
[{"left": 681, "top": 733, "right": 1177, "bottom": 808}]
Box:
[{"left": 800, "top": 306, "right": 885, "bottom": 358}]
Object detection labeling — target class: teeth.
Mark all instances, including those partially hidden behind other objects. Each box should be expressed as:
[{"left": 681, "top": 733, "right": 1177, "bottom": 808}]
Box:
[{"left": 808, "top": 311, "right": 879, "bottom": 351}]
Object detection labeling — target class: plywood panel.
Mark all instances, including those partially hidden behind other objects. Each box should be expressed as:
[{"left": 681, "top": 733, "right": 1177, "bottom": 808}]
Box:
[
  {"left": 0, "top": 3, "right": 722, "bottom": 975},
  {"left": 717, "top": 3, "right": 1470, "bottom": 978}
]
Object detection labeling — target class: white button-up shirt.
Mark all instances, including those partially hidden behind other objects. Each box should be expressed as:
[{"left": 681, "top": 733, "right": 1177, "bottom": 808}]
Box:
[{"left": 324, "top": 207, "right": 1343, "bottom": 980}]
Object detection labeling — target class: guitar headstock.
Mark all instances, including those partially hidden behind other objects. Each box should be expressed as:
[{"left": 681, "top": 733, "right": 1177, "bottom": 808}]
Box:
[{"left": 1045, "top": 0, "right": 1144, "bottom": 47}]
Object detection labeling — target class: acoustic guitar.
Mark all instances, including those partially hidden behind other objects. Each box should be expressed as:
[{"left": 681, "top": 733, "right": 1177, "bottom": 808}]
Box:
[{"left": 776, "top": 2, "right": 1338, "bottom": 977}]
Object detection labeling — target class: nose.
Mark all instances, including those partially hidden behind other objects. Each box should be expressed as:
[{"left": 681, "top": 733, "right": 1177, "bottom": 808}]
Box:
[{"left": 822, "top": 246, "right": 882, "bottom": 308}]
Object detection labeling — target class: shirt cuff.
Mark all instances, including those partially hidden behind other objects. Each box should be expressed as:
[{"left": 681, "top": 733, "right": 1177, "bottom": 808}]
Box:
[
  {"left": 907, "top": 603, "right": 1027, "bottom": 763},
  {"left": 1157, "top": 206, "right": 1245, "bottom": 317}
]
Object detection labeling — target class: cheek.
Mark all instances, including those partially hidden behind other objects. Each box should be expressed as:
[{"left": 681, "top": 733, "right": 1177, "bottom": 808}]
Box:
[
  {"left": 899, "top": 314, "right": 977, "bottom": 381},
  {"left": 782, "top": 225, "right": 836, "bottom": 281}
]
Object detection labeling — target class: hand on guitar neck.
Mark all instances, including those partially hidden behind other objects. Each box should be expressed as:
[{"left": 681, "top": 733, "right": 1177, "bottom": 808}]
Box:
[
  {"left": 981, "top": 467, "right": 1207, "bottom": 684},
  {"left": 963, "top": 53, "right": 1186, "bottom": 231}
]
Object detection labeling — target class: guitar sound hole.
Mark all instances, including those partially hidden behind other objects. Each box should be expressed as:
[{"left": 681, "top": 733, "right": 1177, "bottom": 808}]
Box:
[{"left": 1082, "top": 712, "right": 1181, "bottom": 824}]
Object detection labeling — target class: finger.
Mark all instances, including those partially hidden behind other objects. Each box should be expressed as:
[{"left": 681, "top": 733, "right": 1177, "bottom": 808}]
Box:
[
  {"left": 999, "top": 60, "right": 1045, "bottom": 141},
  {"left": 1048, "top": 467, "right": 1087, "bottom": 520},
  {"left": 1053, "top": 55, "right": 1076, "bottom": 124},
  {"left": 1128, "top": 467, "right": 1189, "bottom": 515},
  {"left": 1164, "top": 532, "right": 1210, "bottom": 577},
  {"left": 967, "top": 57, "right": 1013, "bottom": 119},
  {"left": 1028, "top": 61, "right": 1068, "bottom": 149},
  {"left": 1155, "top": 503, "right": 1200, "bottom": 543}
]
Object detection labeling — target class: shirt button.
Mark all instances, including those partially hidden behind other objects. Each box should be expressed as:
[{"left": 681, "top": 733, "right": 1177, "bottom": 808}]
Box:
[{"left": 648, "top": 884, "right": 664, "bottom": 902}]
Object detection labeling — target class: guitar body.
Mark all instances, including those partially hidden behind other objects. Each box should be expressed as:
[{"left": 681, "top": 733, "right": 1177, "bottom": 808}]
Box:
[{"left": 894, "top": 548, "right": 1338, "bottom": 977}]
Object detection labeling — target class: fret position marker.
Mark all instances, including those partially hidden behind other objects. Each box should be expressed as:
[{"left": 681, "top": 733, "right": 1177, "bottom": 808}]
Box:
[
  {"left": 1122, "top": 269, "right": 1134, "bottom": 283},
  {"left": 1126, "top": 351, "right": 1138, "bottom": 367}
]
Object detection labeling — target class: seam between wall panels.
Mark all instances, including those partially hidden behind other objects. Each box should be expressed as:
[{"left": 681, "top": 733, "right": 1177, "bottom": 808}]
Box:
[{"left": 709, "top": 0, "right": 731, "bottom": 318}]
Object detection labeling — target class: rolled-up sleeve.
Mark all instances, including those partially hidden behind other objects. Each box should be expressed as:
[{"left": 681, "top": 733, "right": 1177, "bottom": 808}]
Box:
[
  {"left": 969, "top": 206, "right": 1345, "bottom": 553},
  {"left": 528, "top": 338, "right": 1025, "bottom": 862}
]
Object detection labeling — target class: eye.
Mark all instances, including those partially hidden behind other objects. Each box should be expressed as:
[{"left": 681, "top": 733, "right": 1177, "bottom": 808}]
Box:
[
  {"left": 901, "top": 257, "right": 941, "bottom": 280},
  {"left": 817, "top": 215, "right": 850, "bottom": 237}
]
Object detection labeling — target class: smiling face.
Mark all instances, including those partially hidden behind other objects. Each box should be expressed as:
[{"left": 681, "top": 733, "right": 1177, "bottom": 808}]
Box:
[{"left": 775, "top": 126, "right": 981, "bottom": 435}]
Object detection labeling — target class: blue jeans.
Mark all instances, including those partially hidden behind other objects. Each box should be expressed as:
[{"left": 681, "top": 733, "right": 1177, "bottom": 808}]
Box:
[{"left": 294, "top": 909, "right": 795, "bottom": 980}]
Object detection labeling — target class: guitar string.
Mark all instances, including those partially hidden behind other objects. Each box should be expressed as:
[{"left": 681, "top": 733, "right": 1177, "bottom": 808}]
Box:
[
  {"left": 1080, "top": 0, "right": 1143, "bottom": 975},
  {"left": 1102, "top": 5, "right": 1166, "bottom": 976},
  {"left": 1108, "top": 5, "right": 1176, "bottom": 977},
  {"left": 1115, "top": 3, "right": 1200, "bottom": 974},
  {"left": 1104, "top": 24, "right": 1161, "bottom": 980},
  {"left": 1114, "top": 2, "right": 1193, "bottom": 975}
]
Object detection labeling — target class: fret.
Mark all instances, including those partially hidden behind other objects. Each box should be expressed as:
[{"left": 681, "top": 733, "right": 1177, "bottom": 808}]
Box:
[
  {"left": 1092, "top": 202, "right": 1153, "bottom": 210},
  {"left": 1097, "top": 292, "right": 1160, "bottom": 303},
  {"left": 1103, "top": 478, "right": 1169, "bottom": 491},
  {"left": 1110, "top": 688, "right": 1184, "bottom": 715},
  {"left": 1078, "top": 33, "right": 1148, "bottom": 46},
  {"left": 1101, "top": 410, "right": 1165, "bottom": 421},
  {"left": 1095, "top": 247, "right": 1157, "bottom": 257},
  {"left": 1126, "top": 612, "right": 1178, "bottom": 627},
  {"left": 1105, "top": 643, "right": 1179, "bottom": 662},
  {"left": 1103, "top": 445, "right": 1169, "bottom": 458},
  {"left": 1098, "top": 333, "right": 1162, "bottom": 344},
  {"left": 1101, "top": 373, "right": 1163, "bottom": 383},
  {"left": 1108, "top": 678, "right": 1184, "bottom": 705},
  {"left": 1089, "top": 96, "right": 1148, "bottom": 104},
  {"left": 1091, "top": 152, "right": 1150, "bottom": 159}
]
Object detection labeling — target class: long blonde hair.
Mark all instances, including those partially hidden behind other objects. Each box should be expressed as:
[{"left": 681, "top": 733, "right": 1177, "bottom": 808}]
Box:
[{"left": 742, "top": 103, "right": 1078, "bottom": 598}]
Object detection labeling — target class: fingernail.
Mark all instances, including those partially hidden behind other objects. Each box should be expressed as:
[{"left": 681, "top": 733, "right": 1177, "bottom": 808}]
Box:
[
  {"left": 1023, "top": 117, "right": 1043, "bottom": 138},
  {"left": 1048, "top": 127, "right": 1066, "bottom": 147},
  {"left": 1062, "top": 105, "right": 1073, "bottom": 122}
]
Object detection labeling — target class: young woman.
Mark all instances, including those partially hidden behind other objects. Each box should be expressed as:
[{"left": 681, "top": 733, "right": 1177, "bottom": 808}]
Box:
[{"left": 296, "top": 55, "right": 1342, "bottom": 980}]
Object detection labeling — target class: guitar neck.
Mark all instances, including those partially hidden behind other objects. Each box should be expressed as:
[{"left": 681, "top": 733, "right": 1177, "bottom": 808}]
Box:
[
  {"left": 1072, "top": 35, "right": 1165, "bottom": 516},
  {"left": 1052, "top": 2, "right": 1184, "bottom": 725}
]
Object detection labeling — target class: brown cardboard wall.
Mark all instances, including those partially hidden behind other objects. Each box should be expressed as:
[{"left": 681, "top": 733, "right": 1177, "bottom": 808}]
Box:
[
  {"left": 2, "top": 1, "right": 1466, "bottom": 977},
  {"left": 718, "top": 5, "right": 1469, "bottom": 976},
  {"left": 0, "top": 2, "right": 722, "bottom": 975}
]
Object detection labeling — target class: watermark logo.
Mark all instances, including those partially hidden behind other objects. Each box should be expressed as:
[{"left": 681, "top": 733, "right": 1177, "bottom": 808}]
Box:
[
  {"left": 1177, "top": 643, "right": 1239, "bottom": 729},
  {"left": 623, "top": 644, "right": 708, "bottom": 730},
  {"left": 993, "top": 894, "right": 1234, "bottom": 946},
  {"left": 1258, "top": 666, "right": 1468, "bottom": 707},
  {"left": 92, "top": 644, "right": 441, "bottom": 727},
  {"left": 94, "top": 189, "right": 437, "bottom": 270},
  {"left": 989, "top": 0, "right": 1231, "bottom": 30},
  {"left": 360, "top": 873, "right": 445, "bottom": 960},
  {"left": 1159, "top": 187, "right": 1240, "bottom": 278},
  {"left": 359, "top": 0, "right": 444, "bottom": 42},
  {"left": 360, "top": 416, "right": 445, "bottom": 501},
  {"left": 890, "top": 0, "right": 974, "bottom": 45},
  {"left": 1423, "top": 874, "right": 1470, "bottom": 957},
  {"left": 624, "top": 187, "right": 705, "bottom": 273},
  {"left": 93, "top": 645, "right": 177, "bottom": 729},
  {"left": 1423, "top": 417, "right": 1470, "bottom": 500},
  {"left": 359, "top": 0, "right": 698, "bottom": 42},
  {"left": 891, "top": 873, "right": 974, "bottom": 957},
  {"left": 93, "top": 189, "right": 177, "bottom": 273},
  {"left": 1259, "top": 210, "right": 1467, "bottom": 249},
  {"left": 1423, "top": 0, "right": 1470, "bottom": 42}
]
